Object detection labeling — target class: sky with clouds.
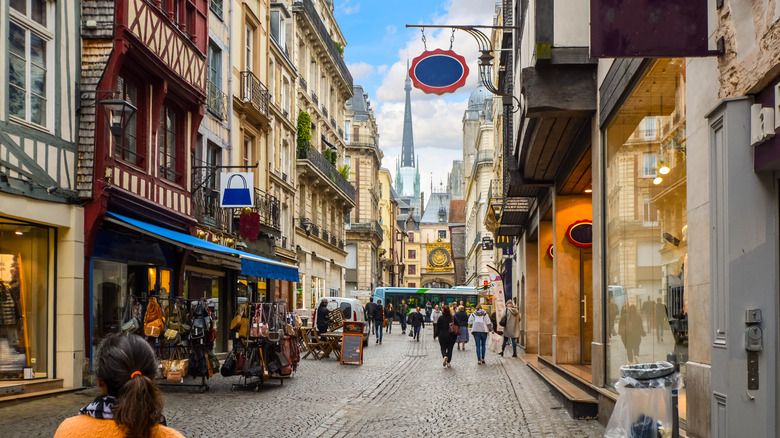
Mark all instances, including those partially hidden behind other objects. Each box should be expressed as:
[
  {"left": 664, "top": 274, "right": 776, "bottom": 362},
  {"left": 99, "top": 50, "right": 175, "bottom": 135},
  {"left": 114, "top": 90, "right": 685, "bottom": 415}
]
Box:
[{"left": 335, "top": 0, "right": 496, "bottom": 198}]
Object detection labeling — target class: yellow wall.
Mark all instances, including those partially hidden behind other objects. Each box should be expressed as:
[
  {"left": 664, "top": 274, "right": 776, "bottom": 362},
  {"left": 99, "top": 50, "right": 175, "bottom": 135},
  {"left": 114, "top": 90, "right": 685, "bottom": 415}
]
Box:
[{"left": 538, "top": 220, "right": 554, "bottom": 356}]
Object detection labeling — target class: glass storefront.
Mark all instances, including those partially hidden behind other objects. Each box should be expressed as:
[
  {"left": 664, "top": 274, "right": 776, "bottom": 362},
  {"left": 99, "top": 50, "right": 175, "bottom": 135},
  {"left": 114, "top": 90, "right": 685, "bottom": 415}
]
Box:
[
  {"left": 604, "top": 59, "right": 688, "bottom": 414},
  {"left": 0, "top": 220, "right": 50, "bottom": 379}
]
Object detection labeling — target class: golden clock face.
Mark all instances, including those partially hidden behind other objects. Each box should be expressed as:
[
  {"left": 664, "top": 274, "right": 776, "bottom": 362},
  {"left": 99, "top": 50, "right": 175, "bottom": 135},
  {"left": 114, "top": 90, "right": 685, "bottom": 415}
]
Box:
[{"left": 428, "top": 248, "right": 451, "bottom": 267}]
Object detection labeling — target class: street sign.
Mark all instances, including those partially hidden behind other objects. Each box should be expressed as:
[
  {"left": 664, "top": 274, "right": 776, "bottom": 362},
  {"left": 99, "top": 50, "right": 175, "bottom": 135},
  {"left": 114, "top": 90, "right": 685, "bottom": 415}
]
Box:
[
  {"left": 220, "top": 172, "right": 254, "bottom": 208},
  {"left": 350, "top": 290, "right": 371, "bottom": 297},
  {"left": 409, "top": 49, "right": 469, "bottom": 95}
]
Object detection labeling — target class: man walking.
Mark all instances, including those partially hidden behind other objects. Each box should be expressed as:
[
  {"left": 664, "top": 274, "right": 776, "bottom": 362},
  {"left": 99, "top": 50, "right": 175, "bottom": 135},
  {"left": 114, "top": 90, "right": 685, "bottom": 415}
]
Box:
[
  {"left": 365, "top": 298, "right": 376, "bottom": 340},
  {"left": 398, "top": 299, "right": 409, "bottom": 335},
  {"left": 409, "top": 307, "right": 425, "bottom": 341},
  {"left": 431, "top": 305, "right": 442, "bottom": 338},
  {"left": 373, "top": 299, "right": 385, "bottom": 344},
  {"left": 425, "top": 301, "right": 433, "bottom": 322}
]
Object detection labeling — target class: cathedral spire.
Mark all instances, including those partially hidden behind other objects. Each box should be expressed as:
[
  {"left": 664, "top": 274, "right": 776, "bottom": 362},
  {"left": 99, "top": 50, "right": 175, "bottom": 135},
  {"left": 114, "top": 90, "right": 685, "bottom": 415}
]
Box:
[{"left": 401, "top": 60, "right": 415, "bottom": 168}]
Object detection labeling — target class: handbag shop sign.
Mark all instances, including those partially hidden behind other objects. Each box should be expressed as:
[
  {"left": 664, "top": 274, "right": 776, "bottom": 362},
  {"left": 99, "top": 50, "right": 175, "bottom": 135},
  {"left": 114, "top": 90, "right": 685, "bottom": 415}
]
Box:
[{"left": 220, "top": 172, "right": 254, "bottom": 208}]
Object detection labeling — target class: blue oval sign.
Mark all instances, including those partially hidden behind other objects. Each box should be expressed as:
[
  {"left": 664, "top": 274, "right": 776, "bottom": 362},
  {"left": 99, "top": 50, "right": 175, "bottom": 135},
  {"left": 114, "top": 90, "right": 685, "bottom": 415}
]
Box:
[{"left": 409, "top": 49, "right": 469, "bottom": 95}]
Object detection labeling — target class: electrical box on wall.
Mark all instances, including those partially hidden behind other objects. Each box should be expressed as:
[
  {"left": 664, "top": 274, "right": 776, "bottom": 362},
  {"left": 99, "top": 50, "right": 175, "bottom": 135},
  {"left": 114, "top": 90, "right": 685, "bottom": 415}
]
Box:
[{"left": 751, "top": 103, "right": 775, "bottom": 146}]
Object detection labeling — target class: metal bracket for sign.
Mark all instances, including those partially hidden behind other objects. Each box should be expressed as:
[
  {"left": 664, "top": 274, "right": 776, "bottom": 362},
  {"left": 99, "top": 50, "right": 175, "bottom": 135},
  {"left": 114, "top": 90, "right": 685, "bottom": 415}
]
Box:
[
  {"left": 406, "top": 24, "right": 522, "bottom": 111},
  {"left": 191, "top": 162, "right": 260, "bottom": 194}
]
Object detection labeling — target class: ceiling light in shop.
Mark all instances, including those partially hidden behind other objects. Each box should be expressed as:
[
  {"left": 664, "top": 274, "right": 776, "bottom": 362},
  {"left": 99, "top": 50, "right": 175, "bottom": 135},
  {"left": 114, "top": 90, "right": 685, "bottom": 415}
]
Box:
[
  {"left": 653, "top": 177, "right": 663, "bottom": 185},
  {"left": 584, "top": 188, "right": 592, "bottom": 193},
  {"left": 14, "top": 231, "right": 23, "bottom": 235}
]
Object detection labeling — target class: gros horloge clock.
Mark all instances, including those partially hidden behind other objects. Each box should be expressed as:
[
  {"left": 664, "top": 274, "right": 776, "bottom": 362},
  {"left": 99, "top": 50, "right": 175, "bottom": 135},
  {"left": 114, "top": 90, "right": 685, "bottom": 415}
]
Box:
[{"left": 428, "top": 247, "right": 451, "bottom": 268}]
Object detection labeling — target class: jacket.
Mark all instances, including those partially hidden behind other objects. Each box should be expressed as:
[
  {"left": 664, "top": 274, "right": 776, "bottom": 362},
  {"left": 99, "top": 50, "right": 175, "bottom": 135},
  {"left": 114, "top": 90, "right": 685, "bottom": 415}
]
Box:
[
  {"left": 316, "top": 304, "right": 330, "bottom": 330},
  {"left": 54, "top": 415, "right": 184, "bottom": 438},
  {"left": 503, "top": 307, "right": 522, "bottom": 338},
  {"left": 365, "top": 302, "right": 376, "bottom": 320},
  {"left": 454, "top": 310, "right": 469, "bottom": 327},
  {"left": 373, "top": 304, "right": 385, "bottom": 321},
  {"left": 398, "top": 303, "right": 409, "bottom": 316},
  {"left": 408, "top": 312, "right": 425, "bottom": 328},
  {"left": 431, "top": 309, "right": 442, "bottom": 324},
  {"left": 435, "top": 314, "right": 456, "bottom": 343},
  {"left": 468, "top": 309, "right": 491, "bottom": 333}
]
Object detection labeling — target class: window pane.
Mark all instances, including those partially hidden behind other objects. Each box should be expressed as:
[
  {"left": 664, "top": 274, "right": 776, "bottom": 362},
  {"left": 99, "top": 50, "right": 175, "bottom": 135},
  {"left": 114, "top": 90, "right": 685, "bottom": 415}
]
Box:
[
  {"left": 30, "top": 94, "right": 45, "bottom": 126},
  {"left": 9, "top": 86, "right": 26, "bottom": 118},
  {"left": 9, "top": 23, "right": 25, "bottom": 57},
  {"left": 10, "top": 0, "right": 25, "bottom": 14},
  {"left": 31, "top": 0, "right": 46, "bottom": 26},
  {"left": 30, "top": 33, "right": 45, "bottom": 68},
  {"left": 9, "top": 54, "right": 26, "bottom": 88},
  {"left": 30, "top": 64, "right": 45, "bottom": 95}
]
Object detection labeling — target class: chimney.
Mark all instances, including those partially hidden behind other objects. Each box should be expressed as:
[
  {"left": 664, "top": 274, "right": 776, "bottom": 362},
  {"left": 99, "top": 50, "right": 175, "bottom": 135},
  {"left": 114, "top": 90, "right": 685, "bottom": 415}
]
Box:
[{"left": 421, "top": 192, "right": 425, "bottom": 214}]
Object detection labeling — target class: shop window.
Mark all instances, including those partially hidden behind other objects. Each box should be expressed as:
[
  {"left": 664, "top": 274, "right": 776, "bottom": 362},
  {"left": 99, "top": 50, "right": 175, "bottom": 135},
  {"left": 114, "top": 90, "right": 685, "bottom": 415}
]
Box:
[
  {"left": 604, "top": 59, "right": 688, "bottom": 412},
  {"left": 0, "top": 221, "right": 50, "bottom": 379},
  {"left": 8, "top": 0, "right": 52, "bottom": 129},
  {"left": 408, "top": 265, "right": 416, "bottom": 275},
  {"left": 158, "top": 104, "right": 182, "bottom": 183}
]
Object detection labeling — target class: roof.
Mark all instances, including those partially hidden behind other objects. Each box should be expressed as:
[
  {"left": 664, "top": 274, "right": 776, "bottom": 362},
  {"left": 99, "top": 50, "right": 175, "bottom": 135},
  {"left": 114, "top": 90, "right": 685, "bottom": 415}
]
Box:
[
  {"left": 346, "top": 85, "right": 370, "bottom": 122},
  {"left": 448, "top": 199, "right": 467, "bottom": 224},
  {"left": 389, "top": 185, "right": 400, "bottom": 201},
  {"left": 420, "top": 192, "right": 452, "bottom": 224}
]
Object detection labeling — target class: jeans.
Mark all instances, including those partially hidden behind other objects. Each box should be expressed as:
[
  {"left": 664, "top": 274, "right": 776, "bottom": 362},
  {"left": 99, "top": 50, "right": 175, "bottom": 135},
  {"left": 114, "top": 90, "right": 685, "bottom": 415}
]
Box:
[
  {"left": 374, "top": 320, "right": 383, "bottom": 342},
  {"left": 400, "top": 314, "right": 408, "bottom": 332},
  {"left": 473, "top": 331, "right": 487, "bottom": 360},
  {"left": 502, "top": 336, "right": 517, "bottom": 355},
  {"left": 366, "top": 319, "right": 373, "bottom": 337},
  {"left": 413, "top": 325, "right": 421, "bottom": 340},
  {"left": 425, "top": 311, "right": 432, "bottom": 322}
]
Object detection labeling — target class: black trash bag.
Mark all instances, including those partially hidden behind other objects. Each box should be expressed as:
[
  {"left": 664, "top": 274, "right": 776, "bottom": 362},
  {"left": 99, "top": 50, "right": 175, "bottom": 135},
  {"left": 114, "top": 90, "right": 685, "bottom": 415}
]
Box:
[{"left": 629, "top": 414, "right": 660, "bottom": 438}]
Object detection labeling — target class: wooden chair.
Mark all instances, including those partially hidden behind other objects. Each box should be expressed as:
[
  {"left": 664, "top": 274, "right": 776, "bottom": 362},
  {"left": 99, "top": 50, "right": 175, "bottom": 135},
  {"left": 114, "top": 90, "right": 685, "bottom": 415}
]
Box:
[
  {"left": 300, "top": 327, "right": 325, "bottom": 360},
  {"left": 311, "top": 327, "right": 334, "bottom": 358}
]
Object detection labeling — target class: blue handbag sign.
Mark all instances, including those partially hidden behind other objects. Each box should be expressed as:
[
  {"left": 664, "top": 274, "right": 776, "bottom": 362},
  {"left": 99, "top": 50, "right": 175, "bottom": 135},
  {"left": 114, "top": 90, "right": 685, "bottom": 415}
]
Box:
[{"left": 220, "top": 172, "right": 254, "bottom": 208}]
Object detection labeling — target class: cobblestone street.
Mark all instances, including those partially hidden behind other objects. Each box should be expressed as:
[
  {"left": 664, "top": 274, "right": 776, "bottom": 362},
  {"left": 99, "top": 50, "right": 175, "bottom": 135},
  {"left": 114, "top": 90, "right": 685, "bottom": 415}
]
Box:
[{"left": 0, "top": 329, "right": 604, "bottom": 437}]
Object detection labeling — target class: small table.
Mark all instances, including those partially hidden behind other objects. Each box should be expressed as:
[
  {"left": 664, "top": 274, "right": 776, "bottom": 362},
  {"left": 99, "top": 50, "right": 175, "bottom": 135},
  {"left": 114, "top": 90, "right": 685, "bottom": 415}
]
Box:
[{"left": 319, "top": 332, "right": 342, "bottom": 360}]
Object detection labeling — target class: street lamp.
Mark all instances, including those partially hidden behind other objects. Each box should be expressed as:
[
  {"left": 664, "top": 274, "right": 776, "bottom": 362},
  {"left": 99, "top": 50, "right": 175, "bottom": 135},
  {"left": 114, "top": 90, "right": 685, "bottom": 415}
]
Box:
[
  {"left": 301, "top": 218, "right": 313, "bottom": 236},
  {"left": 491, "top": 201, "right": 503, "bottom": 221},
  {"left": 100, "top": 98, "right": 137, "bottom": 140}
]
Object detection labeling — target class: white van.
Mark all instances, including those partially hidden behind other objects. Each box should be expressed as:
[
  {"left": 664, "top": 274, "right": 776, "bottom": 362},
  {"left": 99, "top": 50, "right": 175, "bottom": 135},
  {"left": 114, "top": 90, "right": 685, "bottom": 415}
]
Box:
[{"left": 312, "top": 297, "right": 371, "bottom": 346}]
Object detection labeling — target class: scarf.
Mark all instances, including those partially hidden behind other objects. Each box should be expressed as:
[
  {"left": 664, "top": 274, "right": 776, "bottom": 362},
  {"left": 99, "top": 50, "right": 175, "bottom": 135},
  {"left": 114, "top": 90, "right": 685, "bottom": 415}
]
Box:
[
  {"left": 79, "top": 395, "right": 117, "bottom": 420},
  {"left": 79, "top": 395, "right": 168, "bottom": 425}
]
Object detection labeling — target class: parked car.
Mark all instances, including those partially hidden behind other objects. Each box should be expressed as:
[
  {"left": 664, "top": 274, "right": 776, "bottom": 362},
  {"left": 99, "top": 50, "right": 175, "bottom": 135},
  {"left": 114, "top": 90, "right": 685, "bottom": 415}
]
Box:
[{"left": 312, "top": 297, "right": 371, "bottom": 347}]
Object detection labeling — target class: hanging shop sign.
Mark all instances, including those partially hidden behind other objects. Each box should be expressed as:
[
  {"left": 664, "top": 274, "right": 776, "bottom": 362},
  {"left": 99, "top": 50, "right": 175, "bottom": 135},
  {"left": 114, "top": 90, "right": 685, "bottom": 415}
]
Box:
[
  {"left": 566, "top": 219, "right": 593, "bottom": 248},
  {"left": 409, "top": 49, "right": 469, "bottom": 95},
  {"left": 546, "top": 244, "right": 554, "bottom": 260},
  {"left": 220, "top": 172, "right": 254, "bottom": 208},
  {"left": 481, "top": 236, "right": 494, "bottom": 250}
]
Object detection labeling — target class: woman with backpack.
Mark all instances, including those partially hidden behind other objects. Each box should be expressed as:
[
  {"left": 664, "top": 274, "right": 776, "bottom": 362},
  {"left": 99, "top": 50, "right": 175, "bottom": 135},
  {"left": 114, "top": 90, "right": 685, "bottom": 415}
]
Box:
[
  {"left": 468, "top": 305, "right": 492, "bottom": 364},
  {"left": 434, "top": 307, "right": 457, "bottom": 367}
]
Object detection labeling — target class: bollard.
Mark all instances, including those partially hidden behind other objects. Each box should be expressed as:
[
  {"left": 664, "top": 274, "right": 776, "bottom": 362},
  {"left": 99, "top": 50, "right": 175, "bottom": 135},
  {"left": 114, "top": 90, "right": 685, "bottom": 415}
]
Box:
[{"left": 667, "top": 352, "right": 680, "bottom": 438}]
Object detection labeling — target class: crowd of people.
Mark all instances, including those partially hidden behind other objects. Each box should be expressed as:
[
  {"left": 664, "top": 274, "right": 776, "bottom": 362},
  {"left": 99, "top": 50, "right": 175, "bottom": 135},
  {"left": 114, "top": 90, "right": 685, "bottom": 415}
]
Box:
[{"left": 364, "top": 297, "right": 523, "bottom": 368}]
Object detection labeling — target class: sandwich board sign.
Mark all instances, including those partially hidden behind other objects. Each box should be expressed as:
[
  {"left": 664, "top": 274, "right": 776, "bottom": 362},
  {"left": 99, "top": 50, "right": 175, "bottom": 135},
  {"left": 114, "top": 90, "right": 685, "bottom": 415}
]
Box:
[
  {"left": 340, "top": 321, "right": 364, "bottom": 365},
  {"left": 220, "top": 172, "right": 254, "bottom": 208}
]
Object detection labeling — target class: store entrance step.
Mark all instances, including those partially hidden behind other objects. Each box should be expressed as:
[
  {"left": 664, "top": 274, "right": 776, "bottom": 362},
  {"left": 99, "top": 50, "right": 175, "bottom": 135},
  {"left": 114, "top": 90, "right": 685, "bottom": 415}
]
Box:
[
  {"left": 526, "top": 359, "right": 598, "bottom": 419},
  {"left": 0, "top": 379, "right": 76, "bottom": 406}
]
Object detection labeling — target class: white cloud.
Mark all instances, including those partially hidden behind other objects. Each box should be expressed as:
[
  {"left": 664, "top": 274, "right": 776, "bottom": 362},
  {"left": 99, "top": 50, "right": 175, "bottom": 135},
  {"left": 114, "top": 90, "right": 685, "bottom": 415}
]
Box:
[
  {"left": 338, "top": 1, "right": 360, "bottom": 15},
  {"left": 347, "top": 62, "right": 375, "bottom": 82},
  {"left": 376, "top": 65, "right": 388, "bottom": 75}
]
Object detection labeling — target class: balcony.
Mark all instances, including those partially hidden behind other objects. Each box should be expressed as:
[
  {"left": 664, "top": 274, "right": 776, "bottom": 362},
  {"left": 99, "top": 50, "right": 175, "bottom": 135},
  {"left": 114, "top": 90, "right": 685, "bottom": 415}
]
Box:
[
  {"left": 322, "top": 105, "right": 329, "bottom": 119},
  {"left": 338, "top": 127, "right": 343, "bottom": 139},
  {"left": 239, "top": 70, "right": 270, "bottom": 123},
  {"left": 348, "top": 219, "right": 383, "bottom": 241},
  {"left": 297, "top": 143, "right": 356, "bottom": 204},
  {"left": 330, "top": 117, "right": 336, "bottom": 130},
  {"left": 347, "top": 135, "right": 382, "bottom": 160},
  {"left": 206, "top": 80, "right": 228, "bottom": 121},
  {"left": 293, "top": 0, "right": 354, "bottom": 90},
  {"left": 470, "top": 149, "right": 493, "bottom": 179},
  {"left": 311, "top": 91, "right": 319, "bottom": 105},
  {"left": 233, "top": 188, "right": 280, "bottom": 232},
  {"left": 192, "top": 188, "right": 231, "bottom": 233},
  {"left": 322, "top": 229, "right": 330, "bottom": 242},
  {"left": 331, "top": 235, "right": 337, "bottom": 246},
  {"left": 299, "top": 76, "right": 308, "bottom": 91}
]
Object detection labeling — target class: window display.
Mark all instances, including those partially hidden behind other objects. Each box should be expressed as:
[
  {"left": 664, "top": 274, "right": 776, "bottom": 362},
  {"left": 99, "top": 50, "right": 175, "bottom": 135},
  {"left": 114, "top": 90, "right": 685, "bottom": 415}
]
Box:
[
  {"left": 604, "top": 58, "right": 688, "bottom": 417},
  {"left": 0, "top": 221, "right": 50, "bottom": 380}
]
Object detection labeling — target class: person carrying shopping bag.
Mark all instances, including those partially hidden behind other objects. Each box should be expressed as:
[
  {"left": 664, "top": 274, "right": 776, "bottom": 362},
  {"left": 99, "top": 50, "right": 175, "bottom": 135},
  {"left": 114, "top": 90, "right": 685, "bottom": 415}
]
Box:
[{"left": 468, "top": 305, "right": 492, "bottom": 364}]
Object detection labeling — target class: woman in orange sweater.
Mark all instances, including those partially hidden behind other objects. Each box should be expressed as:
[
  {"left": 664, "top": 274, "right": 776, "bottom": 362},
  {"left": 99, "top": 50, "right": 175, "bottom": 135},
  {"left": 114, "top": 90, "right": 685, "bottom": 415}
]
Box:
[{"left": 55, "top": 334, "right": 183, "bottom": 438}]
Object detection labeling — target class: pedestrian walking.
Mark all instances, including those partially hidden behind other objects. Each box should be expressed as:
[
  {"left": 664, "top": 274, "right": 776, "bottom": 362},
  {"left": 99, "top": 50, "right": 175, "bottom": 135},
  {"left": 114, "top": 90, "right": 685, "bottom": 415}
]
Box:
[
  {"left": 435, "top": 306, "right": 457, "bottom": 367},
  {"left": 655, "top": 298, "right": 667, "bottom": 342},
  {"left": 607, "top": 297, "right": 619, "bottom": 337},
  {"left": 316, "top": 299, "right": 330, "bottom": 340},
  {"left": 373, "top": 299, "right": 385, "bottom": 344},
  {"left": 385, "top": 303, "right": 395, "bottom": 333},
  {"left": 365, "top": 298, "right": 376, "bottom": 339},
  {"left": 425, "top": 301, "right": 432, "bottom": 322},
  {"left": 408, "top": 307, "right": 425, "bottom": 341},
  {"left": 431, "top": 305, "right": 442, "bottom": 324},
  {"left": 500, "top": 301, "right": 521, "bottom": 357},
  {"left": 641, "top": 297, "right": 654, "bottom": 333},
  {"left": 619, "top": 304, "right": 644, "bottom": 363},
  {"left": 54, "top": 333, "right": 184, "bottom": 438},
  {"left": 468, "top": 305, "right": 492, "bottom": 364},
  {"left": 398, "top": 299, "right": 409, "bottom": 334},
  {"left": 455, "top": 306, "right": 469, "bottom": 350}
]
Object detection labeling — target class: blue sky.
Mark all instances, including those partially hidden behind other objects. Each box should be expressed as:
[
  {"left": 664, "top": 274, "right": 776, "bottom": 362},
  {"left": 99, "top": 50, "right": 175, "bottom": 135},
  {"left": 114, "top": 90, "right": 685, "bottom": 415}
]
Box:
[{"left": 334, "top": 0, "right": 496, "bottom": 197}]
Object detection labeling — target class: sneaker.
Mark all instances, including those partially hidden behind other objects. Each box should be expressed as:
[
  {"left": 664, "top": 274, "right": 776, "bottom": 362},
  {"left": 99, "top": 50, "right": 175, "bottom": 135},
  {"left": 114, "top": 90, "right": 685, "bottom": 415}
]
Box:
[
  {"left": 443, "top": 357, "right": 448, "bottom": 367},
  {"left": 447, "top": 362, "right": 451, "bottom": 368},
  {"left": 376, "top": 339, "right": 379, "bottom": 343},
  {"left": 499, "top": 351, "right": 504, "bottom": 357}
]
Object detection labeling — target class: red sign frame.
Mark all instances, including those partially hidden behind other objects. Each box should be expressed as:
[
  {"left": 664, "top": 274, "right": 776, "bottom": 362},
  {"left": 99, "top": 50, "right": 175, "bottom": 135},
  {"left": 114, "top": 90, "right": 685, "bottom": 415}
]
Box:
[
  {"left": 409, "top": 49, "right": 469, "bottom": 95},
  {"left": 566, "top": 219, "right": 593, "bottom": 248}
]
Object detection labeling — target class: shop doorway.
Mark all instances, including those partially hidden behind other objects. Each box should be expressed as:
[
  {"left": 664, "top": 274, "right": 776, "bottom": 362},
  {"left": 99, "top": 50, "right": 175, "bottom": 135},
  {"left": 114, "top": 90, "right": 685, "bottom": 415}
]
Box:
[{"left": 580, "top": 250, "right": 593, "bottom": 364}]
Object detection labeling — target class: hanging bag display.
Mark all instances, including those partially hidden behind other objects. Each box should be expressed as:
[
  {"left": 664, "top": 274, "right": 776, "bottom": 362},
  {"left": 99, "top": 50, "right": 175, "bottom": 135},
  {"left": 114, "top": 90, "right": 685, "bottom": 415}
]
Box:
[
  {"left": 121, "top": 296, "right": 140, "bottom": 333},
  {"left": 143, "top": 297, "right": 164, "bottom": 337},
  {"left": 161, "top": 348, "right": 189, "bottom": 378},
  {"left": 220, "top": 351, "right": 236, "bottom": 377}
]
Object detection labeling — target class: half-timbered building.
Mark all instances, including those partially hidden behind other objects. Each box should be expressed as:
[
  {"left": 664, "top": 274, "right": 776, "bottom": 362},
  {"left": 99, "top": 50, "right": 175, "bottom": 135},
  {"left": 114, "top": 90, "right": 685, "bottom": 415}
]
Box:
[{"left": 0, "top": 0, "right": 84, "bottom": 391}]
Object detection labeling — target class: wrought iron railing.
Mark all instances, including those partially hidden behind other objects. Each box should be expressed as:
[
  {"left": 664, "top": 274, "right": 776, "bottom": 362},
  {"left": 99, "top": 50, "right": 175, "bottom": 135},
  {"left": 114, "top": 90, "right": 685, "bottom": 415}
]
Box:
[
  {"left": 487, "top": 179, "right": 501, "bottom": 202},
  {"left": 191, "top": 158, "right": 231, "bottom": 233},
  {"left": 207, "top": 80, "right": 228, "bottom": 120},
  {"left": 322, "top": 105, "right": 329, "bottom": 118},
  {"left": 233, "top": 188, "right": 280, "bottom": 231},
  {"left": 311, "top": 91, "right": 319, "bottom": 105},
  {"left": 299, "top": 76, "right": 308, "bottom": 91},
  {"left": 297, "top": 143, "right": 356, "bottom": 201},
  {"left": 349, "top": 219, "right": 383, "bottom": 238},
  {"left": 240, "top": 70, "right": 269, "bottom": 118},
  {"left": 338, "top": 127, "right": 343, "bottom": 138},
  {"left": 338, "top": 239, "right": 344, "bottom": 250},
  {"left": 311, "top": 224, "right": 320, "bottom": 237},
  {"left": 294, "top": 0, "right": 353, "bottom": 89},
  {"left": 330, "top": 117, "right": 336, "bottom": 129},
  {"left": 331, "top": 235, "right": 337, "bottom": 246}
]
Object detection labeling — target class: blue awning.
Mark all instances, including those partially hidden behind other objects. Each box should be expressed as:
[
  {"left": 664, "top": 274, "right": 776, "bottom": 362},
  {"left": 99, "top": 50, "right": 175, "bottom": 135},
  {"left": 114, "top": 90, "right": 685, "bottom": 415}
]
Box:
[{"left": 106, "top": 212, "right": 299, "bottom": 282}]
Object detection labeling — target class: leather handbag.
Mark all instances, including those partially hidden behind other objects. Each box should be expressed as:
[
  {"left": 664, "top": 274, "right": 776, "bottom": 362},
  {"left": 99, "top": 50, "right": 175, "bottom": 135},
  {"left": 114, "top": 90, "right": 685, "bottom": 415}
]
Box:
[
  {"left": 161, "top": 349, "right": 189, "bottom": 378},
  {"left": 166, "top": 370, "right": 182, "bottom": 383},
  {"left": 383, "top": 318, "right": 388, "bottom": 328},
  {"left": 220, "top": 352, "right": 236, "bottom": 377},
  {"left": 250, "top": 305, "right": 262, "bottom": 338},
  {"left": 144, "top": 318, "right": 163, "bottom": 337},
  {"left": 164, "top": 328, "right": 180, "bottom": 342},
  {"left": 449, "top": 319, "right": 461, "bottom": 336},
  {"left": 122, "top": 317, "right": 140, "bottom": 333}
]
